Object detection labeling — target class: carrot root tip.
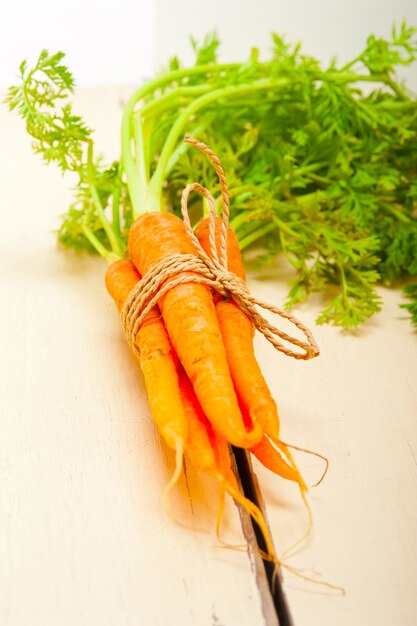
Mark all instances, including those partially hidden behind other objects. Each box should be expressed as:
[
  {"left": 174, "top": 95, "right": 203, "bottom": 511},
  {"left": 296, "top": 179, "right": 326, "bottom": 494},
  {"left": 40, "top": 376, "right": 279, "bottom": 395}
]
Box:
[
  {"left": 162, "top": 442, "right": 185, "bottom": 522},
  {"left": 279, "top": 439, "right": 330, "bottom": 487}
]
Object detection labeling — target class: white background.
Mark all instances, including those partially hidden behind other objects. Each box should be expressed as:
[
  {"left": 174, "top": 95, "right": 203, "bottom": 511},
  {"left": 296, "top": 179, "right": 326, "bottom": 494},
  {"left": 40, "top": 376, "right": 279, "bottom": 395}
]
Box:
[{"left": 2, "top": 0, "right": 417, "bottom": 89}]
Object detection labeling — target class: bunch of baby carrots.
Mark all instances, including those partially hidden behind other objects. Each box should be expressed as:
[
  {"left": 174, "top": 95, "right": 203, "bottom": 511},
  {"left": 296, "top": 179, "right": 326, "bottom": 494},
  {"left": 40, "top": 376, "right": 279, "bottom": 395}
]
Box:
[
  {"left": 105, "top": 142, "right": 314, "bottom": 559},
  {"left": 8, "top": 48, "right": 323, "bottom": 561},
  {"left": 106, "top": 132, "right": 322, "bottom": 560}
]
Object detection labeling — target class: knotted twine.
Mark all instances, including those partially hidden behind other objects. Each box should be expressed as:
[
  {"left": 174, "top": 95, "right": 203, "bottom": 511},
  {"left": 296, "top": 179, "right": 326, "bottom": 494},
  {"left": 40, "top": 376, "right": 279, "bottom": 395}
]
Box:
[{"left": 121, "top": 136, "right": 319, "bottom": 361}]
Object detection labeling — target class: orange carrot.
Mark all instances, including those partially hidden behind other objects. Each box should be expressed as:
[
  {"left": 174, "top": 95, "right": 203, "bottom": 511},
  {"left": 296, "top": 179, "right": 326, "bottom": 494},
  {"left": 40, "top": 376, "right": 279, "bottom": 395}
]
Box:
[
  {"left": 128, "top": 212, "right": 262, "bottom": 448},
  {"left": 105, "top": 259, "right": 187, "bottom": 454},
  {"left": 177, "top": 364, "right": 218, "bottom": 473},
  {"left": 194, "top": 217, "right": 280, "bottom": 440},
  {"left": 178, "top": 365, "right": 235, "bottom": 485},
  {"left": 251, "top": 437, "right": 305, "bottom": 486},
  {"left": 178, "top": 363, "right": 276, "bottom": 560}
]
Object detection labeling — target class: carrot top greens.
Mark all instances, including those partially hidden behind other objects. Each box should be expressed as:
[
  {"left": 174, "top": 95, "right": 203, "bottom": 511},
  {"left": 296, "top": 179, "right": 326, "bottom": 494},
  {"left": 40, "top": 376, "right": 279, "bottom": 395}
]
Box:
[{"left": 6, "top": 24, "right": 417, "bottom": 327}]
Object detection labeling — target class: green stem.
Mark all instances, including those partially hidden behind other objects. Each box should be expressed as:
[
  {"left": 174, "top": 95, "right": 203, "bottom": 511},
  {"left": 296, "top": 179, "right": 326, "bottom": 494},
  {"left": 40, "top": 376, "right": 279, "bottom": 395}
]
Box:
[
  {"left": 133, "top": 115, "right": 150, "bottom": 210},
  {"left": 230, "top": 212, "right": 251, "bottom": 232},
  {"left": 149, "top": 78, "right": 290, "bottom": 207},
  {"left": 271, "top": 215, "right": 300, "bottom": 239},
  {"left": 112, "top": 162, "right": 122, "bottom": 239},
  {"left": 338, "top": 57, "right": 361, "bottom": 73},
  {"left": 121, "top": 62, "right": 239, "bottom": 214},
  {"left": 89, "top": 184, "right": 120, "bottom": 254},
  {"left": 294, "top": 189, "right": 330, "bottom": 205},
  {"left": 87, "top": 142, "right": 122, "bottom": 256},
  {"left": 340, "top": 265, "right": 348, "bottom": 306},
  {"left": 138, "top": 84, "right": 212, "bottom": 119},
  {"left": 229, "top": 184, "right": 261, "bottom": 198},
  {"left": 373, "top": 99, "right": 416, "bottom": 110},
  {"left": 239, "top": 223, "right": 277, "bottom": 250},
  {"left": 130, "top": 85, "right": 213, "bottom": 211},
  {"left": 82, "top": 224, "right": 119, "bottom": 264},
  {"left": 142, "top": 117, "right": 154, "bottom": 180},
  {"left": 333, "top": 71, "right": 396, "bottom": 84},
  {"left": 385, "top": 74, "right": 409, "bottom": 100},
  {"left": 334, "top": 70, "right": 410, "bottom": 99},
  {"left": 165, "top": 114, "right": 214, "bottom": 176},
  {"left": 380, "top": 201, "right": 411, "bottom": 223},
  {"left": 296, "top": 161, "right": 328, "bottom": 175},
  {"left": 348, "top": 265, "right": 378, "bottom": 286}
]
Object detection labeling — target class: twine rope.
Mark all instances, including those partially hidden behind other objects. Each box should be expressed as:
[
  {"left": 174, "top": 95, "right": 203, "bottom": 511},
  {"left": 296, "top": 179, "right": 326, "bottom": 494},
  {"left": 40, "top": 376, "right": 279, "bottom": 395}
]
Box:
[{"left": 121, "top": 136, "right": 319, "bottom": 361}]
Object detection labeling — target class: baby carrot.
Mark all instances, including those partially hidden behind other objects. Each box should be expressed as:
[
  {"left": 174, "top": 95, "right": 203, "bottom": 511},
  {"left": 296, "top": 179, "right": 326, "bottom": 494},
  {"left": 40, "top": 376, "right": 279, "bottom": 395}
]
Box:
[
  {"left": 178, "top": 364, "right": 277, "bottom": 561},
  {"left": 195, "top": 217, "right": 280, "bottom": 440},
  {"left": 105, "top": 259, "right": 187, "bottom": 454},
  {"left": 251, "top": 437, "right": 305, "bottom": 486}
]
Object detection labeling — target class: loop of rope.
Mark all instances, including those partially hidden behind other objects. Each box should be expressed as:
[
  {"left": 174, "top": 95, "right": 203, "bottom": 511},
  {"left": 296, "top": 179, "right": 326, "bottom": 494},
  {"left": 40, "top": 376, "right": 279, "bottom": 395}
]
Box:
[{"left": 121, "top": 135, "right": 319, "bottom": 361}]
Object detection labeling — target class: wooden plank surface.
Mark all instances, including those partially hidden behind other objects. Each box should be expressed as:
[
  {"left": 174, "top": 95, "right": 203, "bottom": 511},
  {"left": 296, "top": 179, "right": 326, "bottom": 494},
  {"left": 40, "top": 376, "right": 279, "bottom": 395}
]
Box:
[{"left": 1, "top": 87, "right": 416, "bottom": 626}]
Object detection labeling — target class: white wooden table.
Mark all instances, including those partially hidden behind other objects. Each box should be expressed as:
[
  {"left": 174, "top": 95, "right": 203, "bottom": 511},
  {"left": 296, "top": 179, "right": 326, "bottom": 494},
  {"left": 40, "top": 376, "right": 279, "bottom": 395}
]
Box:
[{"left": 1, "top": 88, "right": 416, "bottom": 626}]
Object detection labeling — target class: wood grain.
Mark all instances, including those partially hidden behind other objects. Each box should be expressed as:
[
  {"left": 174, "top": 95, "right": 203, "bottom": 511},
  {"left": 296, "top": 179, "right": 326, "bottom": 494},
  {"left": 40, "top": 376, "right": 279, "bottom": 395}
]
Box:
[{"left": 1, "top": 86, "right": 416, "bottom": 626}]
